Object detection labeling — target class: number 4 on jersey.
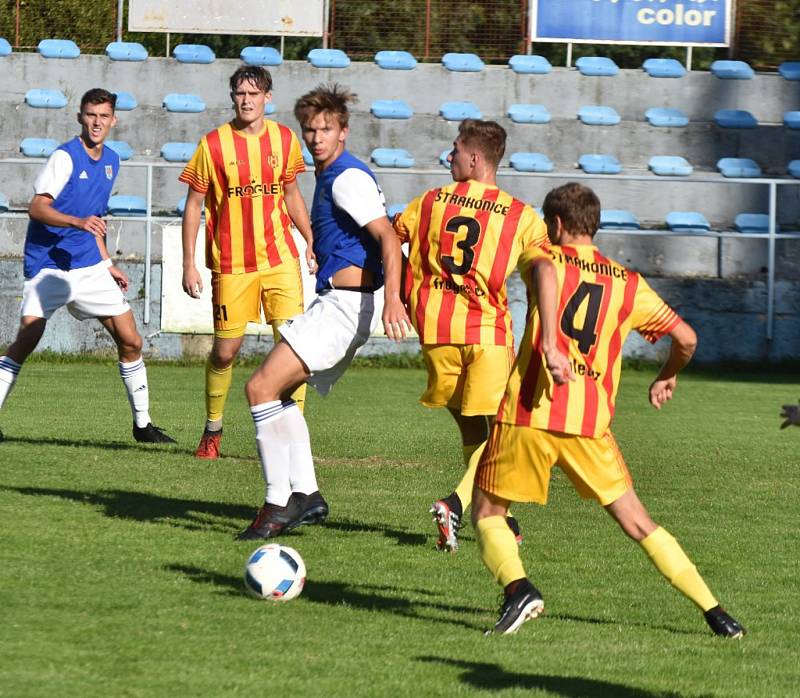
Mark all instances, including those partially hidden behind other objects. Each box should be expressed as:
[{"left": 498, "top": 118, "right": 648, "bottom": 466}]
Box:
[{"left": 560, "top": 282, "right": 603, "bottom": 354}]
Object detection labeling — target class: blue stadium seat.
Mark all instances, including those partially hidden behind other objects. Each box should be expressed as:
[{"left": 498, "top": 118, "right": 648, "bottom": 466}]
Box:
[
  {"left": 374, "top": 50, "right": 417, "bottom": 70},
  {"left": 508, "top": 55, "right": 551, "bottom": 74},
  {"left": 106, "top": 141, "right": 134, "bottom": 161},
  {"left": 177, "top": 196, "right": 187, "bottom": 215},
  {"left": 307, "top": 48, "right": 350, "bottom": 68},
  {"left": 717, "top": 158, "right": 762, "bottom": 178},
  {"left": 642, "top": 58, "right": 686, "bottom": 78},
  {"left": 173, "top": 44, "right": 215, "bottom": 64},
  {"left": 778, "top": 61, "right": 800, "bottom": 81},
  {"left": 509, "top": 152, "right": 553, "bottom": 173},
  {"left": 648, "top": 156, "right": 693, "bottom": 176},
  {"left": 735, "top": 213, "right": 772, "bottom": 234},
  {"left": 710, "top": 60, "right": 754, "bottom": 79},
  {"left": 787, "top": 160, "right": 800, "bottom": 178},
  {"left": 439, "top": 149, "right": 452, "bottom": 168},
  {"left": 25, "top": 89, "right": 68, "bottom": 109},
  {"left": 714, "top": 109, "right": 758, "bottom": 129},
  {"left": 578, "top": 154, "right": 622, "bottom": 174},
  {"left": 161, "top": 142, "right": 195, "bottom": 162},
  {"left": 114, "top": 92, "right": 137, "bottom": 111},
  {"left": 575, "top": 56, "right": 618, "bottom": 76},
  {"left": 20, "top": 138, "right": 59, "bottom": 158},
  {"left": 371, "top": 148, "right": 415, "bottom": 168},
  {"left": 37, "top": 39, "right": 80, "bottom": 59},
  {"left": 577, "top": 105, "right": 620, "bottom": 126},
  {"left": 784, "top": 111, "right": 800, "bottom": 130},
  {"left": 163, "top": 94, "right": 206, "bottom": 113},
  {"left": 370, "top": 99, "right": 413, "bottom": 119},
  {"left": 645, "top": 107, "right": 689, "bottom": 127},
  {"left": 386, "top": 203, "right": 409, "bottom": 219},
  {"left": 0, "top": 192, "right": 9, "bottom": 212},
  {"left": 600, "top": 210, "right": 640, "bottom": 230},
  {"left": 442, "top": 52, "right": 484, "bottom": 72},
  {"left": 439, "top": 101, "right": 482, "bottom": 121},
  {"left": 240, "top": 46, "right": 282, "bottom": 66},
  {"left": 0, "top": 38, "right": 11, "bottom": 57},
  {"left": 507, "top": 104, "right": 550, "bottom": 124},
  {"left": 302, "top": 144, "right": 314, "bottom": 166},
  {"left": 108, "top": 195, "right": 147, "bottom": 217},
  {"left": 105, "top": 41, "right": 147, "bottom": 61},
  {"left": 666, "top": 211, "right": 710, "bottom": 232}
]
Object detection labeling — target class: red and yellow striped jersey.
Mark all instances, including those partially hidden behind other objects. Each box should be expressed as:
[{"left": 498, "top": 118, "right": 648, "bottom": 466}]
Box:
[
  {"left": 395, "top": 180, "right": 547, "bottom": 346},
  {"left": 179, "top": 120, "right": 305, "bottom": 274},
  {"left": 499, "top": 244, "right": 682, "bottom": 437}
]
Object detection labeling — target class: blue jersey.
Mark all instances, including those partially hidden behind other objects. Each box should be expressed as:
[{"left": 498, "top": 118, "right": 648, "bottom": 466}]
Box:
[
  {"left": 310, "top": 150, "right": 384, "bottom": 293},
  {"left": 24, "top": 137, "right": 120, "bottom": 278}
]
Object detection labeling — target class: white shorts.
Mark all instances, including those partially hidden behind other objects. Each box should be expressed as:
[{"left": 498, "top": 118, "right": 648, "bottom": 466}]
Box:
[
  {"left": 21, "top": 262, "right": 130, "bottom": 321},
  {"left": 278, "top": 289, "right": 382, "bottom": 396}
]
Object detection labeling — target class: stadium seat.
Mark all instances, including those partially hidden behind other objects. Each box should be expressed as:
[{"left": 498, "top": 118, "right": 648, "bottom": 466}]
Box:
[
  {"left": 105, "top": 41, "right": 148, "bottom": 61},
  {"left": 575, "top": 56, "right": 618, "bottom": 76},
  {"left": 374, "top": 50, "right": 417, "bottom": 70},
  {"left": 0, "top": 192, "right": 9, "bottom": 212},
  {"left": 508, "top": 54, "right": 551, "bottom": 74},
  {"left": 161, "top": 142, "right": 195, "bottom": 162},
  {"left": 439, "top": 101, "right": 482, "bottom": 121},
  {"left": 37, "top": 39, "right": 80, "bottom": 59},
  {"left": 307, "top": 48, "right": 350, "bottom": 68},
  {"left": 714, "top": 109, "right": 758, "bottom": 129},
  {"left": 665, "top": 211, "right": 710, "bottom": 232},
  {"left": 114, "top": 92, "right": 137, "bottom": 111},
  {"left": 735, "top": 213, "right": 772, "bottom": 234},
  {"left": 578, "top": 154, "right": 622, "bottom": 174},
  {"left": 0, "top": 38, "right": 11, "bottom": 57},
  {"left": 717, "top": 157, "right": 762, "bottom": 178},
  {"left": 302, "top": 144, "right": 314, "bottom": 166},
  {"left": 370, "top": 99, "right": 413, "bottom": 119},
  {"left": 173, "top": 44, "right": 215, "bottom": 64},
  {"left": 507, "top": 104, "right": 550, "bottom": 124},
  {"left": 600, "top": 210, "right": 640, "bottom": 230},
  {"left": 25, "top": 88, "right": 68, "bottom": 109},
  {"left": 642, "top": 58, "right": 686, "bottom": 78},
  {"left": 577, "top": 105, "right": 620, "bottom": 126},
  {"left": 778, "top": 61, "right": 800, "bottom": 80},
  {"left": 108, "top": 195, "right": 147, "bottom": 217},
  {"left": 371, "top": 148, "right": 415, "bottom": 168},
  {"left": 163, "top": 94, "right": 206, "bottom": 113},
  {"left": 177, "top": 196, "right": 187, "bottom": 215},
  {"left": 509, "top": 152, "right": 553, "bottom": 173},
  {"left": 645, "top": 107, "right": 689, "bottom": 128},
  {"left": 787, "top": 160, "right": 800, "bottom": 178},
  {"left": 240, "top": 46, "right": 282, "bottom": 66},
  {"left": 386, "top": 203, "right": 409, "bottom": 218},
  {"left": 439, "top": 149, "right": 452, "bottom": 168},
  {"left": 784, "top": 111, "right": 800, "bottom": 130},
  {"left": 710, "top": 60, "right": 754, "bottom": 79},
  {"left": 442, "top": 52, "right": 484, "bottom": 72},
  {"left": 20, "top": 137, "right": 59, "bottom": 158},
  {"left": 648, "top": 156, "right": 693, "bottom": 176},
  {"left": 106, "top": 141, "right": 134, "bottom": 161}
]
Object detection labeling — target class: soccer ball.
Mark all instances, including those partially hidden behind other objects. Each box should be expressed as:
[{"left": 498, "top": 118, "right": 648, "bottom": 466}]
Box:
[{"left": 243, "top": 544, "right": 306, "bottom": 601}]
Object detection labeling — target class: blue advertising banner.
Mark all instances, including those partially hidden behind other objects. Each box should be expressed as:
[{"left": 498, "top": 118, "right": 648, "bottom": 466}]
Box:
[{"left": 531, "top": 0, "right": 731, "bottom": 46}]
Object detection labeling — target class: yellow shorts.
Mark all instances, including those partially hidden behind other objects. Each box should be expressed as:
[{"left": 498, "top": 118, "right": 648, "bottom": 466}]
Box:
[
  {"left": 420, "top": 343, "right": 514, "bottom": 416},
  {"left": 475, "top": 422, "right": 632, "bottom": 506},
  {"left": 211, "top": 259, "right": 304, "bottom": 338}
]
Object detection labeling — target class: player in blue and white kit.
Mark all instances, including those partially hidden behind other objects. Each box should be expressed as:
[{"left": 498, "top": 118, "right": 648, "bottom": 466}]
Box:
[
  {"left": 238, "top": 83, "right": 411, "bottom": 540},
  {"left": 0, "top": 89, "right": 174, "bottom": 444}
]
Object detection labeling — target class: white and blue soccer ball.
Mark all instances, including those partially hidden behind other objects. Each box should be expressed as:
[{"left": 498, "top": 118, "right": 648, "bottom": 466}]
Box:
[{"left": 243, "top": 544, "right": 306, "bottom": 601}]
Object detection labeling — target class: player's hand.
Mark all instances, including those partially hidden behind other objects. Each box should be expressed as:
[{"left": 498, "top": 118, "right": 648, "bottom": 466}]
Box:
[
  {"left": 649, "top": 376, "right": 677, "bottom": 410},
  {"left": 305, "top": 246, "right": 317, "bottom": 275},
  {"left": 780, "top": 400, "right": 800, "bottom": 429},
  {"left": 109, "top": 264, "right": 129, "bottom": 293},
  {"left": 182, "top": 266, "right": 203, "bottom": 298},
  {"left": 78, "top": 215, "right": 107, "bottom": 239},
  {"left": 544, "top": 347, "right": 575, "bottom": 385},
  {"left": 382, "top": 295, "right": 412, "bottom": 342}
]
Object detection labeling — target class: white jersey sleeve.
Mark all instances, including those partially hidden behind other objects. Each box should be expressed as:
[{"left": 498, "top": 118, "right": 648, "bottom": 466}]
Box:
[
  {"left": 331, "top": 168, "right": 387, "bottom": 227},
  {"left": 33, "top": 149, "right": 73, "bottom": 199}
]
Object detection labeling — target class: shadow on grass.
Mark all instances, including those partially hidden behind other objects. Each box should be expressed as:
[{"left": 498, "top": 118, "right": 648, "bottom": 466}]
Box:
[
  {"left": 1, "top": 434, "right": 183, "bottom": 454},
  {"left": 416, "top": 657, "right": 700, "bottom": 697},
  {"left": 324, "top": 517, "right": 427, "bottom": 546},
  {"left": 550, "top": 612, "right": 702, "bottom": 638}
]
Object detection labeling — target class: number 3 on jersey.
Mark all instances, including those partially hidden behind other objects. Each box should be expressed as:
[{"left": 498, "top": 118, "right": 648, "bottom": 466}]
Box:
[
  {"left": 561, "top": 282, "right": 603, "bottom": 354},
  {"left": 441, "top": 216, "right": 481, "bottom": 275}
]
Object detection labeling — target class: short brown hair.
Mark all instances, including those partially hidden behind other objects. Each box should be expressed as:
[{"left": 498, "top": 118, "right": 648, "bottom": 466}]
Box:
[
  {"left": 542, "top": 183, "right": 601, "bottom": 237},
  {"left": 229, "top": 65, "right": 272, "bottom": 94},
  {"left": 294, "top": 83, "right": 358, "bottom": 128},
  {"left": 457, "top": 119, "right": 506, "bottom": 168},
  {"left": 81, "top": 88, "right": 116, "bottom": 112}
]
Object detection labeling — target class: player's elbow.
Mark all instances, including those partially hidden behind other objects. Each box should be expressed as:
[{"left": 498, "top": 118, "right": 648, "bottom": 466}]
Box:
[{"left": 672, "top": 321, "right": 697, "bottom": 360}]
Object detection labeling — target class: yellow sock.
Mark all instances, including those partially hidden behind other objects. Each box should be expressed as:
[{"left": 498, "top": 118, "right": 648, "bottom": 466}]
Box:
[
  {"left": 205, "top": 359, "right": 233, "bottom": 423},
  {"left": 640, "top": 527, "right": 718, "bottom": 611},
  {"left": 476, "top": 515, "right": 526, "bottom": 587},
  {"left": 454, "top": 442, "right": 486, "bottom": 510},
  {"left": 272, "top": 320, "right": 306, "bottom": 414}
]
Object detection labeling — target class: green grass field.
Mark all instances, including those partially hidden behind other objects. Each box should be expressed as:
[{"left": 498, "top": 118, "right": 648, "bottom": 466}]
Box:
[{"left": 1, "top": 360, "right": 797, "bottom": 697}]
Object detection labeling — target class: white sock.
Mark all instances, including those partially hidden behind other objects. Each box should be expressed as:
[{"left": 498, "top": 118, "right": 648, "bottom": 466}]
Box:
[
  {"left": 0, "top": 356, "right": 21, "bottom": 410},
  {"left": 285, "top": 406, "right": 318, "bottom": 496},
  {"left": 119, "top": 359, "right": 151, "bottom": 428}
]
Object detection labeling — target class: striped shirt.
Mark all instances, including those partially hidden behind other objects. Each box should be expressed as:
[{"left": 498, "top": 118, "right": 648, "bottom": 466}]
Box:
[
  {"left": 179, "top": 120, "right": 305, "bottom": 274},
  {"left": 395, "top": 180, "right": 547, "bottom": 346},
  {"left": 498, "top": 244, "right": 682, "bottom": 437}
]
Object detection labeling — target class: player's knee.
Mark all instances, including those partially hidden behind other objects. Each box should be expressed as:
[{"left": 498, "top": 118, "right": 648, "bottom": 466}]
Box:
[
  {"left": 118, "top": 331, "right": 143, "bottom": 357},
  {"left": 244, "top": 372, "right": 270, "bottom": 406}
]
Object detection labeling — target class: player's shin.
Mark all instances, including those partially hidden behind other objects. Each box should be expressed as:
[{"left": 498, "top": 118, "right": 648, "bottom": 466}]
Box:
[
  {"left": 454, "top": 441, "right": 486, "bottom": 511},
  {"left": 251, "top": 400, "right": 294, "bottom": 506},
  {"left": 476, "top": 515, "right": 526, "bottom": 586},
  {"left": 119, "top": 359, "right": 151, "bottom": 428},
  {"left": 0, "top": 356, "right": 21, "bottom": 409},
  {"left": 205, "top": 358, "right": 233, "bottom": 430}
]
